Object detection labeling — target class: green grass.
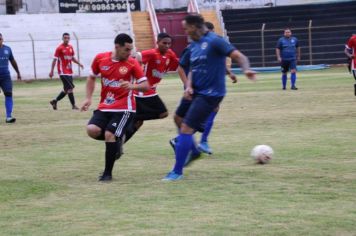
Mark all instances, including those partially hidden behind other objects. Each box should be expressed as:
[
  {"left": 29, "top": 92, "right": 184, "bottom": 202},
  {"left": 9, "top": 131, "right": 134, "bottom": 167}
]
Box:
[{"left": 0, "top": 68, "right": 355, "bottom": 235}]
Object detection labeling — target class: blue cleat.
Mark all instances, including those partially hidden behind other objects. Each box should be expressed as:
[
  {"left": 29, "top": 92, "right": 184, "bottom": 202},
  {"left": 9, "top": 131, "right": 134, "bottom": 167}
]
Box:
[
  {"left": 162, "top": 171, "right": 183, "bottom": 181},
  {"left": 198, "top": 142, "right": 213, "bottom": 155}
]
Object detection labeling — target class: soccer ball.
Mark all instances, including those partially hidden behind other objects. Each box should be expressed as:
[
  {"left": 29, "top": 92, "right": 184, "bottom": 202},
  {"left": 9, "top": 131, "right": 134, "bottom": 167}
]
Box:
[{"left": 251, "top": 145, "right": 273, "bottom": 164}]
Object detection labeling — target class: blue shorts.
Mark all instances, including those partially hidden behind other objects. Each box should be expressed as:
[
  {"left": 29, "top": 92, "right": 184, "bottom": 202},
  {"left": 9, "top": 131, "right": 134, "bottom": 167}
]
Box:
[
  {"left": 281, "top": 60, "right": 297, "bottom": 73},
  {"left": 176, "top": 95, "right": 223, "bottom": 132},
  {"left": 0, "top": 74, "right": 12, "bottom": 93}
]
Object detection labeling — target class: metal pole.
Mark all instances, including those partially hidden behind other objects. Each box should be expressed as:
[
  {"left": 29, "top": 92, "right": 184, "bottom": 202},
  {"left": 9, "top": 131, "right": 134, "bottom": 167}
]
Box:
[
  {"left": 308, "top": 20, "right": 313, "bottom": 65},
  {"left": 261, "top": 23, "right": 266, "bottom": 67},
  {"left": 28, "top": 33, "right": 37, "bottom": 79},
  {"left": 72, "top": 32, "right": 81, "bottom": 77}
]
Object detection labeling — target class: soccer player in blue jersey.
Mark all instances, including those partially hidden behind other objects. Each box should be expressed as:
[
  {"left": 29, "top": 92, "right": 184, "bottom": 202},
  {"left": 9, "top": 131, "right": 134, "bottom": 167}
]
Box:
[
  {"left": 163, "top": 14, "right": 256, "bottom": 181},
  {"left": 276, "top": 28, "right": 300, "bottom": 90},
  {"left": 0, "top": 33, "right": 21, "bottom": 123}
]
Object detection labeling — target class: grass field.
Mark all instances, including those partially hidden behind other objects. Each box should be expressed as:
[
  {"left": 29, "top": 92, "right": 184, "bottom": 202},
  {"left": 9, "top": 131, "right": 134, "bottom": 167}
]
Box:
[{"left": 1, "top": 68, "right": 356, "bottom": 235}]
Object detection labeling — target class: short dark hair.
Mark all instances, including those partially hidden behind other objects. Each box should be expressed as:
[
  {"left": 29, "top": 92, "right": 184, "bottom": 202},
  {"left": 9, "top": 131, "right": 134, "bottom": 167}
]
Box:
[
  {"left": 284, "top": 28, "right": 291, "bottom": 31},
  {"left": 114, "top": 33, "right": 133, "bottom": 46},
  {"left": 62, "top": 32, "right": 70, "bottom": 37},
  {"left": 157, "top": 32, "right": 171, "bottom": 41},
  {"left": 184, "top": 14, "right": 205, "bottom": 29},
  {"left": 204, "top": 22, "right": 215, "bottom": 31}
]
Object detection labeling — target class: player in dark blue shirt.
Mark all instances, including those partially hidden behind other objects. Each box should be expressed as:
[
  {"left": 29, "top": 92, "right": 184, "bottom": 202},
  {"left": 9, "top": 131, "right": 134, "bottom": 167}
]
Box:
[
  {"left": 276, "top": 28, "right": 300, "bottom": 90},
  {"left": 0, "top": 33, "right": 21, "bottom": 123},
  {"left": 163, "top": 14, "right": 256, "bottom": 181}
]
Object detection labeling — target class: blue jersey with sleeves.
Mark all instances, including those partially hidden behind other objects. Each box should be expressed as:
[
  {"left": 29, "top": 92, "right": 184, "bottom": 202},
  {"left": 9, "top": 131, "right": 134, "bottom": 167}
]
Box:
[
  {"left": 0, "top": 45, "right": 14, "bottom": 76},
  {"left": 180, "top": 32, "right": 235, "bottom": 97},
  {"left": 276, "top": 36, "right": 299, "bottom": 61}
]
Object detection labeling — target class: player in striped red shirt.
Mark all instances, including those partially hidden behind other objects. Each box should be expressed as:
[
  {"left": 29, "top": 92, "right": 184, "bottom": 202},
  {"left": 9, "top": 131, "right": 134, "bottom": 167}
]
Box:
[
  {"left": 124, "top": 32, "right": 179, "bottom": 142},
  {"left": 80, "top": 33, "right": 149, "bottom": 182},
  {"left": 345, "top": 34, "right": 356, "bottom": 95},
  {"left": 49, "top": 33, "right": 83, "bottom": 110}
]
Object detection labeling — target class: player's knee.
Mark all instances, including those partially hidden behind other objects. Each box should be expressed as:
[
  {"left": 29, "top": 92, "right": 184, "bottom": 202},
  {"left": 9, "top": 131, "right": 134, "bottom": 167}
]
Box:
[
  {"left": 291, "top": 69, "right": 296, "bottom": 73},
  {"left": 159, "top": 111, "right": 168, "bottom": 119},
  {"left": 4, "top": 91, "right": 12, "bottom": 97},
  {"left": 67, "top": 89, "right": 73, "bottom": 93},
  {"left": 174, "top": 114, "right": 183, "bottom": 128},
  {"left": 86, "top": 124, "right": 102, "bottom": 139},
  {"left": 104, "top": 131, "right": 116, "bottom": 142},
  {"left": 135, "top": 120, "right": 144, "bottom": 129},
  {"left": 180, "top": 123, "right": 194, "bottom": 134}
]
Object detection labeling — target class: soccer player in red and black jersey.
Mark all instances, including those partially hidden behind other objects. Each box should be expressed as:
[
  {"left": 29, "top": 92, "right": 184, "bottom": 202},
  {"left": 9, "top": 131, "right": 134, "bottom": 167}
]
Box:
[
  {"left": 124, "top": 32, "right": 179, "bottom": 142},
  {"left": 345, "top": 34, "right": 356, "bottom": 95},
  {"left": 49, "top": 33, "right": 84, "bottom": 110},
  {"left": 80, "top": 33, "right": 149, "bottom": 182}
]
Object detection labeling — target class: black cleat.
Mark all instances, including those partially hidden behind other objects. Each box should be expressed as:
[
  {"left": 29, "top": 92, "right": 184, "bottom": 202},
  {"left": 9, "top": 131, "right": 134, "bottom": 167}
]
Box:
[
  {"left": 50, "top": 100, "right": 57, "bottom": 110},
  {"left": 72, "top": 105, "right": 79, "bottom": 110},
  {"left": 291, "top": 86, "right": 298, "bottom": 90},
  {"left": 98, "top": 174, "right": 112, "bottom": 182},
  {"left": 5, "top": 117, "right": 16, "bottom": 123},
  {"left": 354, "top": 84, "right": 356, "bottom": 96}
]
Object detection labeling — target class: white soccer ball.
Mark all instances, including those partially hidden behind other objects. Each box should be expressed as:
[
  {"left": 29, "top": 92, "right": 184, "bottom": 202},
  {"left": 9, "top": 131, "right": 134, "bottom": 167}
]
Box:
[{"left": 251, "top": 145, "right": 273, "bottom": 164}]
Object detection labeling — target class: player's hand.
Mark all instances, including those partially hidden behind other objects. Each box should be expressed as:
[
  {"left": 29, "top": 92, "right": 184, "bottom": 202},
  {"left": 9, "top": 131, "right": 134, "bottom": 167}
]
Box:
[
  {"left": 17, "top": 74, "right": 21, "bottom": 80},
  {"left": 277, "top": 57, "right": 282, "bottom": 63},
  {"left": 79, "top": 64, "right": 84, "bottom": 69},
  {"left": 184, "top": 87, "right": 193, "bottom": 100},
  {"left": 244, "top": 70, "right": 257, "bottom": 81},
  {"left": 229, "top": 73, "right": 238, "bottom": 83},
  {"left": 49, "top": 71, "right": 54, "bottom": 78},
  {"left": 119, "top": 80, "right": 132, "bottom": 90},
  {"left": 80, "top": 99, "right": 91, "bottom": 111}
]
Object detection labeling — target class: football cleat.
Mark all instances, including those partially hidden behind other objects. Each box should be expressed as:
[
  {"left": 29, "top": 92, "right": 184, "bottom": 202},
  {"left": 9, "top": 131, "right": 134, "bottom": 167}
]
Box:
[
  {"left": 5, "top": 117, "right": 16, "bottom": 123},
  {"left": 50, "top": 100, "right": 57, "bottom": 110},
  {"left": 198, "top": 142, "right": 213, "bottom": 155},
  {"left": 162, "top": 171, "right": 183, "bottom": 181}
]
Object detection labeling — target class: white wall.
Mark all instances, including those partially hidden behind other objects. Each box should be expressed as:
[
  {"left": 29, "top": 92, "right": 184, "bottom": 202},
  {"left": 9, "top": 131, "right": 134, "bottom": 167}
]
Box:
[
  {"left": 22, "top": 0, "right": 59, "bottom": 13},
  {"left": 1, "top": 13, "right": 130, "bottom": 80}
]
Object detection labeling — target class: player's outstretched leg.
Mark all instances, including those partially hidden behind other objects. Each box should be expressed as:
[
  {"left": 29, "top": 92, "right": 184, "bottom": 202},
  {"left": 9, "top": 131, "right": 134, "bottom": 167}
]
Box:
[{"left": 291, "top": 72, "right": 298, "bottom": 90}]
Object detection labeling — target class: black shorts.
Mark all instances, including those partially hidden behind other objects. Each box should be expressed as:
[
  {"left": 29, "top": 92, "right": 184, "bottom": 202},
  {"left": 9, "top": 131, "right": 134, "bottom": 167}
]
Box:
[
  {"left": 60, "top": 75, "right": 75, "bottom": 91},
  {"left": 135, "top": 95, "right": 168, "bottom": 120},
  {"left": 176, "top": 95, "right": 223, "bottom": 132},
  {"left": 281, "top": 60, "right": 297, "bottom": 73},
  {"left": 88, "top": 110, "right": 134, "bottom": 138}
]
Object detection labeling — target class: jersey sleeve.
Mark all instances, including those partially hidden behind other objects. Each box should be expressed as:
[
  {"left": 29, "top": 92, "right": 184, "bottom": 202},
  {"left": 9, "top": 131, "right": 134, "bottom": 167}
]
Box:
[
  {"left": 54, "top": 46, "right": 61, "bottom": 59},
  {"left": 141, "top": 49, "right": 154, "bottom": 64},
  {"left": 8, "top": 47, "right": 14, "bottom": 61},
  {"left": 212, "top": 36, "right": 236, "bottom": 56},
  {"left": 167, "top": 51, "right": 179, "bottom": 71},
  {"left": 276, "top": 38, "right": 283, "bottom": 49},
  {"left": 179, "top": 47, "right": 191, "bottom": 69},
  {"left": 90, "top": 54, "right": 101, "bottom": 76},
  {"left": 132, "top": 60, "right": 146, "bottom": 83}
]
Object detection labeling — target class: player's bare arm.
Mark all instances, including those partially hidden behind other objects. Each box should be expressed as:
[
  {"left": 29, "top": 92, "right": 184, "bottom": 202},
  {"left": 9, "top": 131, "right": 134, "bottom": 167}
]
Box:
[
  {"left": 177, "top": 65, "right": 189, "bottom": 86},
  {"left": 72, "top": 57, "right": 84, "bottom": 69},
  {"left": 297, "top": 47, "right": 301, "bottom": 61},
  {"left": 344, "top": 47, "right": 354, "bottom": 59},
  {"left": 276, "top": 48, "right": 282, "bottom": 62},
  {"left": 80, "top": 75, "right": 96, "bottom": 111},
  {"left": 230, "top": 50, "right": 256, "bottom": 81},
  {"left": 49, "top": 58, "right": 57, "bottom": 78},
  {"left": 120, "top": 79, "right": 149, "bottom": 92},
  {"left": 10, "top": 58, "right": 21, "bottom": 80}
]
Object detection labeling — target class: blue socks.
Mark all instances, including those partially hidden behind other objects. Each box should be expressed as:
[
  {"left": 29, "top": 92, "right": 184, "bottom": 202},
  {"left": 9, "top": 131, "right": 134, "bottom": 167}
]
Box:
[
  {"left": 282, "top": 74, "right": 287, "bottom": 89},
  {"left": 291, "top": 72, "right": 297, "bottom": 87},
  {"left": 173, "top": 133, "right": 193, "bottom": 175},
  {"left": 5, "top": 96, "right": 13, "bottom": 118},
  {"left": 201, "top": 111, "right": 217, "bottom": 143}
]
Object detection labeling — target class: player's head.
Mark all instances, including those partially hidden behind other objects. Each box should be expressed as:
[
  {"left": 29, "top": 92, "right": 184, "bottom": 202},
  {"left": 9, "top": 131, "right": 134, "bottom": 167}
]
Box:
[
  {"left": 114, "top": 33, "right": 133, "bottom": 60},
  {"left": 205, "top": 22, "right": 215, "bottom": 32},
  {"left": 182, "top": 14, "right": 205, "bottom": 41},
  {"left": 157, "top": 32, "right": 172, "bottom": 54},
  {"left": 62, "top": 33, "right": 70, "bottom": 44},
  {"left": 284, "top": 28, "right": 292, "bottom": 38}
]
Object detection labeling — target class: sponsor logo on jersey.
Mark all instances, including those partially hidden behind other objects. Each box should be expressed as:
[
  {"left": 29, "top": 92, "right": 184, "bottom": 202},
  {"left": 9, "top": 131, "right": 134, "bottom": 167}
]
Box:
[
  {"left": 4, "top": 50, "right": 9, "bottom": 55},
  {"left": 102, "top": 78, "right": 122, "bottom": 87},
  {"left": 63, "top": 55, "right": 73, "bottom": 60},
  {"left": 104, "top": 92, "right": 115, "bottom": 105},
  {"left": 101, "top": 66, "right": 110, "bottom": 71},
  {"left": 119, "top": 66, "right": 128, "bottom": 74},
  {"left": 166, "top": 59, "right": 170, "bottom": 66},
  {"left": 156, "top": 60, "right": 161, "bottom": 64},
  {"left": 112, "top": 123, "right": 117, "bottom": 127},
  {"left": 201, "top": 42, "right": 208, "bottom": 50},
  {"left": 152, "top": 69, "right": 164, "bottom": 79}
]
